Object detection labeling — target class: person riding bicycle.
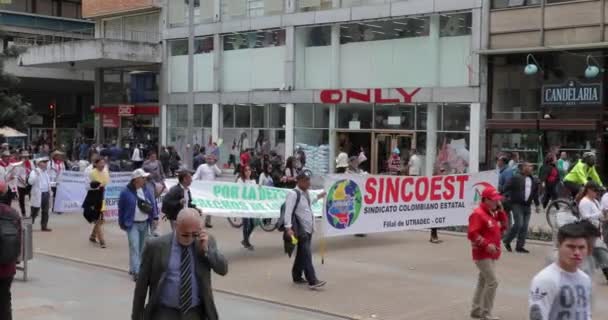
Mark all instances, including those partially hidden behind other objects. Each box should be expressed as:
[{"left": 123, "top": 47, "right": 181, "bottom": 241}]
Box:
[{"left": 563, "top": 152, "right": 603, "bottom": 199}]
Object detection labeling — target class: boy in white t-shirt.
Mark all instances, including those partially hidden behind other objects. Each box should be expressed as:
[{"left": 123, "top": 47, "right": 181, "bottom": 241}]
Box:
[{"left": 529, "top": 222, "right": 593, "bottom": 320}]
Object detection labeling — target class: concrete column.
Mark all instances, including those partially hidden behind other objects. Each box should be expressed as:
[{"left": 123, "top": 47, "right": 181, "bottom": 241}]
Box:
[
  {"left": 429, "top": 14, "right": 440, "bottom": 86},
  {"left": 285, "top": 26, "right": 295, "bottom": 90},
  {"left": 330, "top": 25, "right": 340, "bottom": 88},
  {"left": 213, "top": 0, "right": 221, "bottom": 21},
  {"left": 213, "top": 34, "right": 221, "bottom": 91},
  {"left": 425, "top": 103, "right": 438, "bottom": 176},
  {"left": 286, "top": 0, "right": 295, "bottom": 13},
  {"left": 185, "top": 0, "right": 195, "bottom": 169},
  {"left": 161, "top": 104, "right": 167, "bottom": 146},
  {"left": 469, "top": 103, "right": 481, "bottom": 173},
  {"left": 159, "top": 39, "right": 169, "bottom": 153},
  {"left": 332, "top": 0, "right": 340, "bottom": 8},
  {"left": 285, "top": 103, "right": 294, "bottom": 160},
  {"left": 94, "top": 68, "right": 102, "bottom": 144},
  {"left": 212, "top": 103, "right": 220, "bottom": 142},
  {"left": 329, "top": 104, "right": 337, "bottom": 174}
]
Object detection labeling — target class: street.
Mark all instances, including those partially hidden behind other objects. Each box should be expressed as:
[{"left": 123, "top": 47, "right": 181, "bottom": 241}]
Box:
[
  {"left": 12, "top": 255, "right": 346, "bottom": 320},
  {"left": 18, "top": 213, "right": 608, "bottom": 320}
]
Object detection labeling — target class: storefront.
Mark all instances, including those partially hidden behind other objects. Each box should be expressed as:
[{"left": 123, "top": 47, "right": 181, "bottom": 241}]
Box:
[
  {"left": 95, "top": 105, "right": 160, "bottom": 146},
  {"left": 487, "top": 52, "right": 605, "bottom": 169}
]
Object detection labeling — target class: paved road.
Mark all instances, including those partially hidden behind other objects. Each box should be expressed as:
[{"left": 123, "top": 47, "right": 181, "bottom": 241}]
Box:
[{"left": 12, "top": 255, "right": 346, "bottom": 320}]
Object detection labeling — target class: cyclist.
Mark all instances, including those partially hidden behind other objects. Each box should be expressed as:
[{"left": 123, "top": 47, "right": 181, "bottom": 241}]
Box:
[{"left": 563, "top": 152, "right": 603, "bottom": 199}]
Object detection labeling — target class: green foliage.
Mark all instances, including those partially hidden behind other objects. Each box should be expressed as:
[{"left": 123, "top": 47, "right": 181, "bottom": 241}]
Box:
[{"left": 0, "top": 55, "right": 32, "bottom": 132}]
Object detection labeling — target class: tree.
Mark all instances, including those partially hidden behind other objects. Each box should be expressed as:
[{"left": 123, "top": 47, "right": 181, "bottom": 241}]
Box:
[{"left": 0, "top": 49, "right": 33, "bottom": 132}]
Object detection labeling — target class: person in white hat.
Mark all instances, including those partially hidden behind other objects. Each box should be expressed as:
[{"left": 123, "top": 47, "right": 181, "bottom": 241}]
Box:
[
  {"left": 118, "top": 168, "right": 159, "bottom": 281},
  {"left": 28, "top": 156, "right": 52, "bottom": 231},
  {"left": 14, "top": 151, "right": 34, "bottom": 216}
]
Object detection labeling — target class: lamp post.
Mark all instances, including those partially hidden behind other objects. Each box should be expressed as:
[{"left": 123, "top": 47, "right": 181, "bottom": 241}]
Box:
[{"left": 49, "top": 102, "right": 57, "bottom": 150}]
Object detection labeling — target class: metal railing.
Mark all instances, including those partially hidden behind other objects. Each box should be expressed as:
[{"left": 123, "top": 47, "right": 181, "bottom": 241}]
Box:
[
  {"left": 0, "top": 10, "right": 94, "bottom": 34},
  {"left": 12, "top": 28, "right": 160, "bottom": 49}
]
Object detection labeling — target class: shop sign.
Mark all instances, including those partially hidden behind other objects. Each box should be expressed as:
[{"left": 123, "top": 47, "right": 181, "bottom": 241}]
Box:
[
  {"left": 102, "top": 114, "right": 119, "bottom": 128},
  {"left": 320, "top": 88, "right": 421, "bottom": 104},
  {"left": 541, "top": 80, "right": 602, "bottom": 106},
  {"left": 118, "top": 104, "right": 135, "bottom": 116}
]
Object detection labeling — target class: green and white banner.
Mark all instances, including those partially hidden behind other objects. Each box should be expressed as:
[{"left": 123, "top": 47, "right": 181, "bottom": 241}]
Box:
[{"left": 168, "top": 180, "right": 324, "bottom": 218}]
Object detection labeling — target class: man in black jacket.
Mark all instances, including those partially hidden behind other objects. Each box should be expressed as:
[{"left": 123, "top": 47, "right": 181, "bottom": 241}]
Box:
[
  {"left": 162, "top": 170, "right": 199, "bottom": 230},
  {"left": 503, "top": 162, "right": 541, "bottom": 253}
]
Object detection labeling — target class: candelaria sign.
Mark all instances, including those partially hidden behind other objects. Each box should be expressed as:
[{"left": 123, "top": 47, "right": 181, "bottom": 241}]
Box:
[
  {"left": 541, "top": 80, "right": 602, "bottom": 106},
  {"left": 322, "top": 171, "right": 498, "bottom": 237}
]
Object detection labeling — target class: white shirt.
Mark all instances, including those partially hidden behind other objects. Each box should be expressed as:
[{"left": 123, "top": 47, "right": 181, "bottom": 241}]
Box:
[
  {"left": 258, "top": 172, "right": 274, "bottom": 187},
  {"left": 236, "top": 178, "right": 256, "bottom": 185},
  {"left": 529, "top": 263, "right": 591, "bottom": 320},
  {"left": 408, "top": 154, "right": 421, "bottom": 176},
  {"left": 131, "top": 148, "right": 143, "bottom": 162},
  {"left": 194, "top": 163, "right": 221, "bottom": 181},
  {"left": 600, "top": 192, "right": 608, "bottom": 213},
  {"left": 578, "top": 197, "right": 603, "bottom": 227},
  {"left": 525, "top": 176, "right": 532, "bottom": 201},
  {"left": 180, "top": 184, "right": 190, "bottom": 205},
  {"left": 133, "top": 188, "right": 149, "bottom": 222},
  {"left": 36, "top": 168, "right": 51, "bottom": 192}
]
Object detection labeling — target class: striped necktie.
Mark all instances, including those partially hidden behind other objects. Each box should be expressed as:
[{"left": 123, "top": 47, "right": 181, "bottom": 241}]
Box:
[{"left": 179, "top": 245, "right": 192, "bottom": 314}]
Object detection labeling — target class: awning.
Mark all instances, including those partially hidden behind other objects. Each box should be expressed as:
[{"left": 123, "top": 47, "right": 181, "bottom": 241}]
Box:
[
  {"left": 486, "top": 119, "right": 538, "bottom": 130},
  {"left": 539, "top": 119, "right": 598, "bottom": 131},
  {"left": 0, "top": 127, "right": 27, "bottom": 138},
  {"left": 19, "top": 39, "right": 161, "bottom": 70},
  {"left": 93, "top": 105, "right": 159, "bottom": 115},
  {"left": 477, "top": 42, "right": 608, "bottom": 55}
]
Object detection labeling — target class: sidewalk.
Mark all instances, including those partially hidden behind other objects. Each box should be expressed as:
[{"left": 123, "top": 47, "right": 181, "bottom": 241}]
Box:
[{"left": 30, "top": 213, "right": 608, "bottom": 320}]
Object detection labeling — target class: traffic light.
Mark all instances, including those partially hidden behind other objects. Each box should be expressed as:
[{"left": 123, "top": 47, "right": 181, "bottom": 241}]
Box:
[{"left": 49, "top": 103, "right": 55, "bottom": 111}]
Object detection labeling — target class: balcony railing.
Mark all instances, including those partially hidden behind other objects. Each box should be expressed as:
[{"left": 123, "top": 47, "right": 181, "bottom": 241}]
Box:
[{"left": 0, "top": 9, "right": 94, "bottom": 35}]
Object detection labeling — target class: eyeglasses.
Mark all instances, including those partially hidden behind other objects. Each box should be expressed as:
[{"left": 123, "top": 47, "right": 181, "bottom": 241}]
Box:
[{"left": 179, "top": 232, "right": 200, "bottom": 239}]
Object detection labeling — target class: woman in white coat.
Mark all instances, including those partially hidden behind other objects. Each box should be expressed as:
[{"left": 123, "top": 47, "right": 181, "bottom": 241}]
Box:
[{"left": 29, "top": 157, "right": 52, "bottom": 231}]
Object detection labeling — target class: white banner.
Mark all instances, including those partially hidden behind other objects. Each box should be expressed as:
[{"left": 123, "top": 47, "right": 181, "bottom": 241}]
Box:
[
  {"left": 54, "top": 171, "right": 132, "bottom": 220},
  {"left": 322, "top": 171, "right": 498, "bottom": 237},
  {"left": 175, "top": 180, "right": 324, "bottom": 218}
]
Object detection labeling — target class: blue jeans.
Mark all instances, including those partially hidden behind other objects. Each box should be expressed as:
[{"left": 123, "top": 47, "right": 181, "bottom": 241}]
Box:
[
  {"left": 127, "top": 222, "right": 149, "bottom": 275},
  {"left": 503, "top": 204, "right": 531, "bottom": 249}
]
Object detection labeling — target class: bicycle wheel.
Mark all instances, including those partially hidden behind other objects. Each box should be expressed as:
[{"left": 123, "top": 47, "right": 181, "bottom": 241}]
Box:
[
  {"left": 259, "top": 218, "right": 278, "bottom": 232},
  {"left": 227, "top": 217, "right": 243, "bottom": 228},
  {"left": 545, "top": 199, "right": 574, "bottom": 230}
]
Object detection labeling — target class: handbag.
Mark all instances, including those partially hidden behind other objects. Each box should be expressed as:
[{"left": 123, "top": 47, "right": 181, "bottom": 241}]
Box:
[{"left": 136, "top": 193, "right": 154, "bottom": 215}]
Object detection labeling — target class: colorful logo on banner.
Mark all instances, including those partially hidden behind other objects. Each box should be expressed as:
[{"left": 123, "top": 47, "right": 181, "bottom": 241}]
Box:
[
  {"left": 325, "top": 180, "right": 362, "bottom": 229},
  {"left": 472, "top": 182, "right": 495, "bottom": 204}
]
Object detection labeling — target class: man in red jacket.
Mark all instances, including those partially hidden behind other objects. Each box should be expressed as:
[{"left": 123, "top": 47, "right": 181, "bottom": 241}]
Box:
[
  {"left": 468, "top": 186, "right": 508, "bottom": 320},
  {"left": 0, "top": 181, "right": 21, "bottom": 320}
]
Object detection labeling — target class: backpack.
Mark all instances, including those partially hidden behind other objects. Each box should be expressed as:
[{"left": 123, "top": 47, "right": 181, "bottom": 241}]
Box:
[
  {"left": 277, "top": 190, "right": 301, "bottom": 232},
  {"left": 0, "top": 204, "right": 21, "bottom": 264}
]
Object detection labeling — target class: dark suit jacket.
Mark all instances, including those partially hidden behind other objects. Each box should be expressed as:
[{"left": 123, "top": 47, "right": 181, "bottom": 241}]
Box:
[
  {"left": 504, "top": 174, "right": 540, "bottom": 207},
  {"left": 132, "top": 234, "right": 228, "bottom": 320},
  {"left": 162, "top": 184, "right": 195, "bottom": 221}
]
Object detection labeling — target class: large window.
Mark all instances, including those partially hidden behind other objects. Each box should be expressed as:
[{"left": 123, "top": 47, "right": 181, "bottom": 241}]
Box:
[
  {"left": 222, "top": 29, "right": 286, "bottom": 91},
  {"left": 295, "top": 104, "right": 330, "bottom": 175},
  {"left": 167, "top": 105, "right": 188, "bottom": 161},
  {"left": 375, "top": 104, "right": 415, "bottom": 130},
  {"left": 439, "top": 13, "right": 472, "bottom": 37},
  {"left": 339, "top": 17, "right": 430, "bottom": 44},
  {"left": 295, "top": 26, "right": 332, "bottom": 89},
  {"left": 297, "top": 0, "right": 332, "bottom": 12},
  {"left": 222, "top": 0, "right": 284, "bottom": 19},
  {"left": 194, "top": 36, "right": 214, "bottom": 91},
  {"left": 492, "top": 0, "right": 541, "bottom": 9},
  {"left": 168, "top": 0, "right": 189, "bottom": 27},
  {"left": 169, "top": 39, "right": 188, "bottom": 92},
  {"left": 337, "top": 104, "right": 374, "bottom": 129}
]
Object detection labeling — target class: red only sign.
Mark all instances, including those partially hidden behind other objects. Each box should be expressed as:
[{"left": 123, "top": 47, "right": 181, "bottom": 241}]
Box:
[{"left": 320, "top": 88, "right": 421, "bottom": 104}]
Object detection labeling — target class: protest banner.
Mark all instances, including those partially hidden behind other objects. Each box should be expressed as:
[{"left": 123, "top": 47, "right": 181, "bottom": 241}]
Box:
[
  {"left": 322, "top": 171, "right": 498, "bottom": 237},
  {"left": 54, "top": 171, "right": 132, "bottom": 220},
  {"left": 181, "top": 180, "right": 324, "bottom": 218}
]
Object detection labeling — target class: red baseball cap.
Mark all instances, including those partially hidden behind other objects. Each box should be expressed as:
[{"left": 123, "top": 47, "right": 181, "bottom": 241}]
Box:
[{"left": 481, "top": 186, "right": 503, "bottom": 201}]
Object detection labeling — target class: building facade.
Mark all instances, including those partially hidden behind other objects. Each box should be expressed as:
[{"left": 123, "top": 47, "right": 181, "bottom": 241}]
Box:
[
  {"left": 482, "top": 0, "right": 608, "bottom": 176},
  {"left": 163, "top": 0, "right": 485, "bottom": 175},
  {"left": 0, "top": 0, "right": 95, "bottom": 150}
]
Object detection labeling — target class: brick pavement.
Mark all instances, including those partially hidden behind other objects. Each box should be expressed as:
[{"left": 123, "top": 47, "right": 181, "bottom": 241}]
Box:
[{"left": 26, "top": 212, "right": 608, "bottom": 320}]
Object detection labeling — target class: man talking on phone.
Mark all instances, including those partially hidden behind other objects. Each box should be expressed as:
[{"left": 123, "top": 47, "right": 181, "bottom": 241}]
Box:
[
  {"left": 132, "top": 208, "right": 228, "bottom": 320},
  {"left": 467, "top": 186, "right": 509, "bottom": 320}
]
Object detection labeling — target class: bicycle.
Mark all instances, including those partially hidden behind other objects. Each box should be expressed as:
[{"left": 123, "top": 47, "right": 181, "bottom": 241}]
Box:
[{"left": 226, "top": 217, "right": 278, "bottom": 232}]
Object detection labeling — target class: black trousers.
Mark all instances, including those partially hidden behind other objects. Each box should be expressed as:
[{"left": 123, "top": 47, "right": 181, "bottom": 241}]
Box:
[
  {"left": 542, "top": 182, "right": 559, "bottom": 209},
  {"left": 292, "top": 233, "right": 318, "bottom": 285},
  {"left": 0, "top": 276, "right": 13, "bottom": 320},
  {"left": 564, "top": 180, "right": 581, "bottom": 199},
  {"left": 31, "top": 192, "right": 50, "bottom": 229},
  {"left": 242, "top": 218, "right": 255, "bottom": 245},
  {"left": 17, "top": 187, "right": 29, "bottom": 216}
]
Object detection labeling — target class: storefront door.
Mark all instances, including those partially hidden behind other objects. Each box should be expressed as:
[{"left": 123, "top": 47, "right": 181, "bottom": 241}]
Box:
[{"left": 373, "top": 133, "right": 414, "bottom": 174}]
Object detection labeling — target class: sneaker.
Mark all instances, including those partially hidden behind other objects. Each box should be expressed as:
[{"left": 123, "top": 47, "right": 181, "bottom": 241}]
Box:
[
  {"left": 89, "top": 236, "right": 97, "bottom": 243},
  {"left": 293, "top": 278, "right": 307, "bottom": 285},
  {"left": 205, "top": 223, "right": 213, "bottom": 228},
  {"left": 308, "top": 280, "right": 326, "bottom": 290},
  {"left": 503, "top": 242, "right": 512, "bottom": 252},
  {"left": 516, "top": 248, "right": 530, "bottom": 254},
  {"left": 470, "top": 312, "right": 482, "bottom": 319},
  {"left": 482, "top": 315, "right": 500, "bottom": 320},
  {"left": 41, "top": 228, "right": 52, "bottom": 232},
  {"left": 100, "top": 241, "right": 107, "bottom": 249}
]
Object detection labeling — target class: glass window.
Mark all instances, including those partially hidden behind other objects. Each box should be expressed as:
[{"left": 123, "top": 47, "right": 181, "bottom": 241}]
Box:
[
  {"left": 439, "top": 13, "right": 472, "bottom": 37},
  {"left": 298, "top": 0, "right": 332, "bottom": 12},
  {"left": 490, "top": 130, "right": 540, "bottom": 164},
  {"left": 545, "top": 131, "right": 596, "bottom": 154},
  {"left": 436, "top": 132, "right": 470, "bottom": 174},
  {"left": 295, "top": 129, "right": 330, "bottom": 175},
  {"left": 492, "top": 0, "right": 541, "bottom": 9},
  {"left": 416, "top": 104, "right": 432, "bottom": 131},
  {"left": 223, "top": 105, "right": 235, "bottom": 128},
  {"left": 251, "top": 104, "right": 265, "bottom": 128},
  {"left": 337, "top": 104, "right": 373, "bottom": 129},
  {"left": 223, "top": 29, "right": 286, "bottom": 51},
  {"left": 305, "top": 26, "right": 331, "bottom": 47},
  {"left": 194, "top": 37, "right": 214, "bottom": 54},
  {"left": 269, "top": 104, "right": 286, "bottom": 128},
  {"left": 314, "top": 104, "right": 330, "bottom": 128},
  {"left": 235, "top": 105, "right": 251, "bottom": 127},
  {"left": 168, "top": 0, "right": 189, "bottom": 27},
  {"left": 340, "top": 17, "right": 430, "bottom": 45},
  {"left": 194, "top": 0, "right": 215, "bottom": 24},
  {"left": 295, "top": 104, "right": 314, "bottom": 128},
  {"left": 442, "top": 104, "right": 470, "bottom": 131},
  {"left": 375, "top": 104, "right": 415, "bottom": 130},
  {"left": 194, "top": 104, "right": 212, "bottom": 127},
  {"left": 222, "top": 0, "right": 284, "bottom": 18},
  {"left": 168, "top": 105, "right": 188, "bottom": 128},
  {"left": 170, "top": 39, "right": 188, "bottom": 56}
]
